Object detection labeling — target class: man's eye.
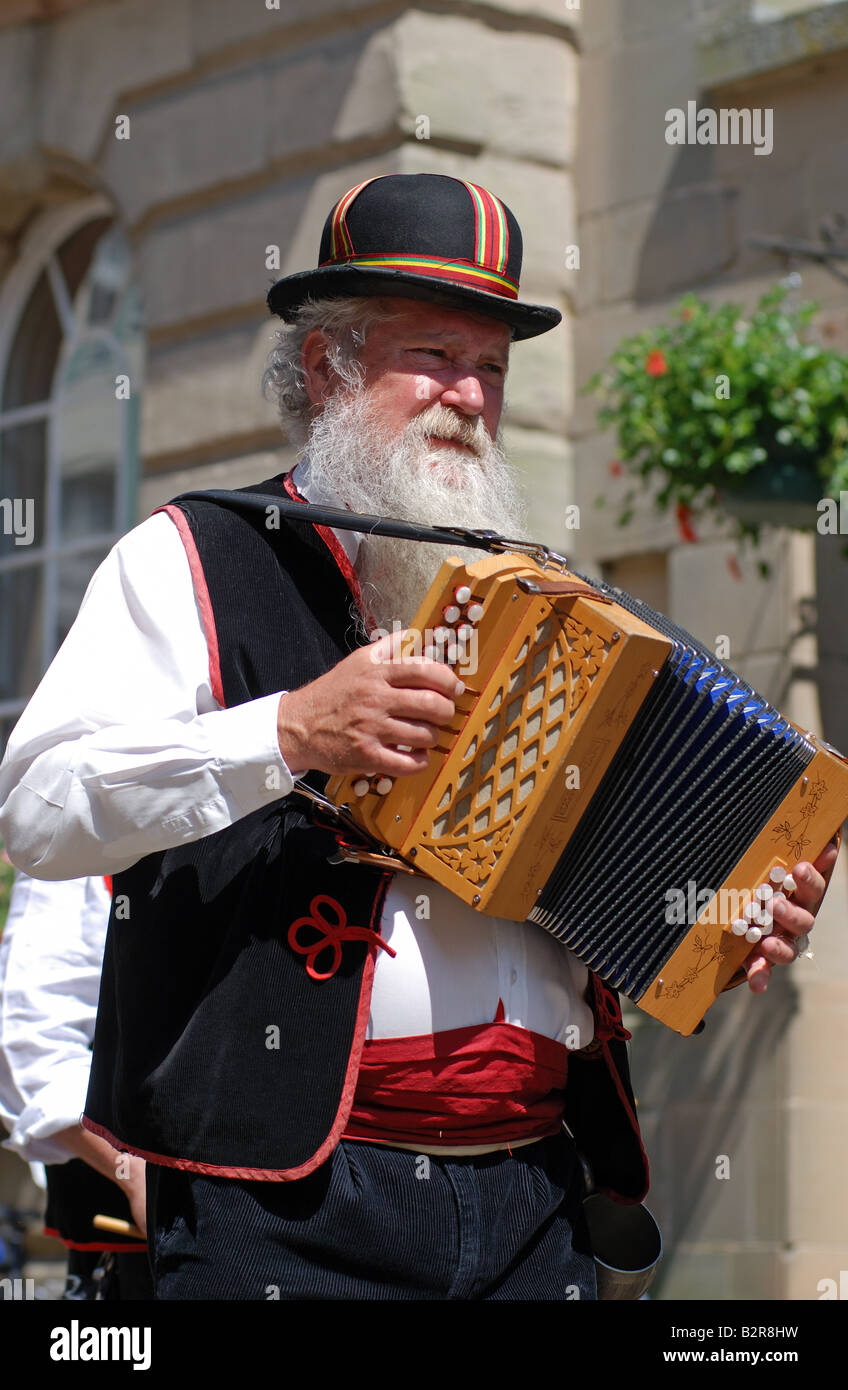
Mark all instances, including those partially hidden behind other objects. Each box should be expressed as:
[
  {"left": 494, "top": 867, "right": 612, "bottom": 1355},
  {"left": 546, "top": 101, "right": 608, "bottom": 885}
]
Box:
[{"left": 411, "top": 347, "right": 446, "bottom": 358}]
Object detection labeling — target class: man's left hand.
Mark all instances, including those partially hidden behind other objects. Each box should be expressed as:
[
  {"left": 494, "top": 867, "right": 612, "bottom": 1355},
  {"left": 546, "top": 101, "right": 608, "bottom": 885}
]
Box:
[{"left": 744, "top": 836, "right": 840, "bottom": 993}]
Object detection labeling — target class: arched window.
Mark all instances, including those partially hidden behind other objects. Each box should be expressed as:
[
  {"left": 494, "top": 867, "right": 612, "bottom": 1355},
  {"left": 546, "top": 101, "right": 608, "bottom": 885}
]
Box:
[{"left": 0, "top": 197, "right": 143, "bottom": 754}]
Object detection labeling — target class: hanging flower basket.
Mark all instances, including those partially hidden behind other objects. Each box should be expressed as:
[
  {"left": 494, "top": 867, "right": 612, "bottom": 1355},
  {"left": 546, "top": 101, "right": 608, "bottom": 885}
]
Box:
[
  {"left": 717, "top": 454, "right": 823, "bottom": 531},
  {"left": 583, "top": 284, "right": 848, "bottom": 554}
]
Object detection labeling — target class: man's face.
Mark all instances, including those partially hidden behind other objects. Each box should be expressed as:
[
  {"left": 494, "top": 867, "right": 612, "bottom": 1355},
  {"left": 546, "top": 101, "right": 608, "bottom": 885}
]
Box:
[
  {"left": 300, "top": 297, "right": 525, "bottom": 632},
  {"left": 338, "top": 298, "right": 510, "bottom": 452}
]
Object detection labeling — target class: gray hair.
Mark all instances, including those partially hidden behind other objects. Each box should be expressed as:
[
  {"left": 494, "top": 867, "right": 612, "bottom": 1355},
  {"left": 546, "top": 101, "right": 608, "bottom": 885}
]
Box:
[{"left": 262, "top": 296, "right": 400, "bottom": 444}]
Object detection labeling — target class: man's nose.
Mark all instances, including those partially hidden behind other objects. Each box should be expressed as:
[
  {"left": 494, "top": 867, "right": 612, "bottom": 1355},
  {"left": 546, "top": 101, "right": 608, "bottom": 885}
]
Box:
[{"left": 437, "top": 368, "right": 486, "bottom": 415}]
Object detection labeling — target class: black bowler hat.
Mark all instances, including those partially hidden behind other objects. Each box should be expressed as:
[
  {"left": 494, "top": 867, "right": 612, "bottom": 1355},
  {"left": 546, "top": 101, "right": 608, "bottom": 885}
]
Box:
[{"left": 266, "top": 173, "right": 561, "bottom": 341}]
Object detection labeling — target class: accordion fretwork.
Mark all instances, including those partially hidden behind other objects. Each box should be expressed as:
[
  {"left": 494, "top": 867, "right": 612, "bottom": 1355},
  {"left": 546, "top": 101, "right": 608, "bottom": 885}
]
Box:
[{"left": 327, "top": 552, "right": 848, "bottom": 1034}]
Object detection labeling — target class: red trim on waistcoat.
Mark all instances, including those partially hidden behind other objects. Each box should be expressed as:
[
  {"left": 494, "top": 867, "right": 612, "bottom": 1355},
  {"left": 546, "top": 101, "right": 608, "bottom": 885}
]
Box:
[
  {"left": 282, "top": 472, "right": 366, "bottom": 622},
  {"left": 82, "top": 873, "right": 392, "bottom": 1181},
  {"left": 43, "top": 1226, "right": 146, "bottom": 1253},
  {"left": 593, "top": 1042, "right": 650, "bottom": 1206},
  {"left": 153, "top": 503, "right": 225, "bottom": 708},
  {"left": 576, "top": 972, "right": 649, "bottom": 1205}
]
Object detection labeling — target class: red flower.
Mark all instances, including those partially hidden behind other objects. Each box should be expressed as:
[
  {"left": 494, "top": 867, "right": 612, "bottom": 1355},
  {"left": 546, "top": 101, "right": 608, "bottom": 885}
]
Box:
[
  {"left": 608, "top": 460, "right": 623, "bottom": 477},
  {"left": 675, "top": 502, "right": 698, "bottom": 543},
  {"left": 726, "top": 553, "right": 742, "bottom": 581},
  {"left": 645, "top": 350, "right": 668, "bottom": 376}
]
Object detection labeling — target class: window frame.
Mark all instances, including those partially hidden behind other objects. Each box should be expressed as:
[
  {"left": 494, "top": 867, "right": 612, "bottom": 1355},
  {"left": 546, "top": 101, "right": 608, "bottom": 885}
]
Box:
[{"left": 0, "top": 195, "right": 139, "bottom": 726}]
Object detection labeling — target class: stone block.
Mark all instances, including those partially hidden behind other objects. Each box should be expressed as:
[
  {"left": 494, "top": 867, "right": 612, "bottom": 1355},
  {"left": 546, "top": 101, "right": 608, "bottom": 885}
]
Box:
[
  {"left": 266, "top": 25, "right": 399, "bottom": 162},
  {"left": 567, "top": 212, "right": 601, "bottom": 318},
  {"left": 782, "top": 1247, "right": 848, "bottom": 1303},
  {"left": 482, "top": 0, "right": 581, "bottom": 25},
  {"left": 103, "top": 67, "right": 267, "bottom": 225},
  {"left": 40, "top": 0, "right": 192, "bottom": 162},
  {"left": 500, "top": 426, "right": 574, "bottom": 551},
  {"left": 595, "top": 549, "right": 669, "bottom": 611},
  {"left": 572, "top": 426, "right": 679, "bottom": 564},
  {"left": 576, "top": 36, "right": 699, "bottom": 217},
  {"left": 137, "top": 154, "right": 400, "bottom": 330},
  {"left": 189, "top": 0, "right": 366, "bottom": 58},
  {"left": 190, "top": 0, "right": 579, "bottom": 63},
  {"left": 587, "top": 200, "right": 654, "bottom": 308},
  {"left": 802, "top": 128, "right": 848, "bottom": 227},
  {"left": 630, "top": 184, "right": 737, "bottom": 301},
  {"left": 658, "top": 1244, "right": 733, "bottom": 1300},
  {"left": 140, "top": 322, "right": 280, "bottom": 460},
  {"left": 506, "top": 314, "right": 572, "bottom": 434},
  {"left": 787, "top": 1101, "right": 848, "bottom": 1245},
  {"left": 724, "top": 158, "right": 809, "bottom": 280},
  {"left": 786, "top": 987, "right": 848, "bottom": 1104},
  {"left": 619, "top": 0, "right": 700, "bottom": 41},
  {"left": 0, "top": 24, "right": 39, "bottom": 166},
  {"left": 668, "top": 535, "right": 790, "bottom": 655},
  {"left": 138, "top": 448, "right": 296, "bottom": 521},
  {"left": 726, "top": 1247, "right": 783, "bottom": 1300},
  {"left": 395, "top": 12, "right": 578, "bottom": 168},
  {"left": 571, "top": 299, "right": 672, "bottom": 437}
]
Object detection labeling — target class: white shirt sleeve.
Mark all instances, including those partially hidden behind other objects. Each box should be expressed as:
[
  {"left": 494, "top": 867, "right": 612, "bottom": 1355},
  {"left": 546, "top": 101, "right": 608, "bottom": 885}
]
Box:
[
  {"left": 0, "top": 510, "right": 293, "bottom": 879},
  {"left": 0, "top": 872, "right": 110, "bottom": 1164}
]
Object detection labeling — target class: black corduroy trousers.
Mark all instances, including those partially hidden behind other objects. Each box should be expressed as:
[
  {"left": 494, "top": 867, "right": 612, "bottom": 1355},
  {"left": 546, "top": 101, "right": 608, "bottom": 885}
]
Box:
[{"left": 146, "top": 1132, "right": 596, "bottom": 1301}]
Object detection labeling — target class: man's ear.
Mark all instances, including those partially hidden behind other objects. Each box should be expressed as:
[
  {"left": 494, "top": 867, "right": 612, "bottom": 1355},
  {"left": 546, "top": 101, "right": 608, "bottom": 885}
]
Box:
[{"left": 301, "top": 329, "right": 334, "bottom": 406}]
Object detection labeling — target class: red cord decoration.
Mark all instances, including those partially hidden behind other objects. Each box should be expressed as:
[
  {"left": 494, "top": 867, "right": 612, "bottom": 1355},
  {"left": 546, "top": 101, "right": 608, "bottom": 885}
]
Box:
[{"left": 288, "top": 895, "right": 397, "bottom": 981}]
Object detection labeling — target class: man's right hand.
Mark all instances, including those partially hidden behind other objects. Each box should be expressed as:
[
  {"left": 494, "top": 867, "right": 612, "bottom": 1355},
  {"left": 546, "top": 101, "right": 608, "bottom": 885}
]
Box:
[{"left": 276, "top": 633, "right": 464, "bottom": 779}]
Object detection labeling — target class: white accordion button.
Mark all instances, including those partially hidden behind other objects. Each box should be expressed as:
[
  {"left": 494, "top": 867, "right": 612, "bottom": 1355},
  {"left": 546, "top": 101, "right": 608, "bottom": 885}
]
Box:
[
  {"left": 375, "top": 777, "right": 394, "bottom": 796},
  {"left": 456, "top": 623, "right": 473, "bottom": 642},
  {"left": 745, "top": 926, "right": 763, "bottom": 944},
  {"left": 755, "top": 884, "right": 773, "bottom": 903},
  {"left": 443, "top": 605, "right": 461, "bottom": 624},
  {"left": 754, "top": 910, "right": 772, "bottom": 931},
  {"left": 769, "top": 865, "right": 787, "bottom": 885},
  {"left": 743, "top": 902, "right": 759, "bottom": 922},
  {"left": 455, "top": 585, "right": 472, "bottom": 605},
  {"left": 730, "top": 918, "right": 748, "bottom": 936},
  {"left": 466, "top": 603, "right": 485, "bottom": 623},
  {"left": 433, "top": 626, "right": 451, "bottom": 646},
  {"left": 446, "top": 643, "right": 460, "bottom": 664},
  {"left": 783, "top": 873, "right": 797, "bottom": 894},
  {"left": 353, "top": 778, "right": 370, "bottom": 797}
]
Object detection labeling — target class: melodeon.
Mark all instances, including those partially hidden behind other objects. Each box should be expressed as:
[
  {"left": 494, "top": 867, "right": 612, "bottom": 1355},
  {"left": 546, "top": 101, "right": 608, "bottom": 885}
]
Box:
[{"left": 327, "top": 550, "right": 848, "bottom": 1035}]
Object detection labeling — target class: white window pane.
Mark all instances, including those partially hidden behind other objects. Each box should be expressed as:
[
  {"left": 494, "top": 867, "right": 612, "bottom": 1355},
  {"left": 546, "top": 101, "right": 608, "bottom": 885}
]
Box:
[
  {"left": 53, "top": 547, "right": 110, "bottom": 650},
  {"left": 0, "top": 421, "right": 47, "bottom": 557},
  {"left": 56, "top": 340, "right": 119, "bottom": 541},
  {"left": 0, "top": 566, "right": 44, "bottom": 701}
]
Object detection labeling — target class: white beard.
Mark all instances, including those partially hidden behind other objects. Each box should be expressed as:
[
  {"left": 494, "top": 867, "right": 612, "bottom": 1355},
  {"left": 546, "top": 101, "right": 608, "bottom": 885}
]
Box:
[{"left": 303, "top": 385, "right": 528, "bottom": 631}]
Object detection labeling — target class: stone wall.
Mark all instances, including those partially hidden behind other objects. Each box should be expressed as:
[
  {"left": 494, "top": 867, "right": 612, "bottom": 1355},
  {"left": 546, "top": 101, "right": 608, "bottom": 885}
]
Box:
[
  {"left": 0, "top": 0, "right": 578, "bottom": 522},
  {"left": 574, "top": 0, "right": 848, "bottom": 1300}
]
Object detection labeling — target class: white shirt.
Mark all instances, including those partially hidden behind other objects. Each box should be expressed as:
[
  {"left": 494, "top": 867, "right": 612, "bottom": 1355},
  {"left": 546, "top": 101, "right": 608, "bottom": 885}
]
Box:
[
  {"left": 0, "top": 464, "right": 592, "bottom": 1047},
  {"left": 0, "top": 872, "right": 111, "bottom": 1164}
]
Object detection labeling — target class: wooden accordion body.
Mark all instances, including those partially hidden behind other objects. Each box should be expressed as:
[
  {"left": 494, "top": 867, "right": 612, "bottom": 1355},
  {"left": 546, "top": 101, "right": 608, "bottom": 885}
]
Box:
[{"left": 327, "top": 552, "right": 848, "bottom": 1035}]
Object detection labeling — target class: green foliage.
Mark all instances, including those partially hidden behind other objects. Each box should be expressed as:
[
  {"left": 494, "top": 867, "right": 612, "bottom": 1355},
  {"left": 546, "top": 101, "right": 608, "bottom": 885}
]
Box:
[{"left": 583, "top": 285, "right": 848, "bottom": 541}]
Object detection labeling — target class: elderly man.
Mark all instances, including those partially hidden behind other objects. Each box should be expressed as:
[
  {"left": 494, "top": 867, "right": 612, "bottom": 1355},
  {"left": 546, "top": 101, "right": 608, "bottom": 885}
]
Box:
[{"left": 0, "top": 174, "right": 834, "bottom": 1301}]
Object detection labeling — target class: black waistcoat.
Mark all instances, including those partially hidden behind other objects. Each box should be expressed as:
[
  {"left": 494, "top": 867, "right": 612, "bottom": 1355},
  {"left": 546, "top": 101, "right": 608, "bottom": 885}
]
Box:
[
  {"left": 84, "top": 473, "right": 649, "bottom": 1199},
  {"left": 44, "top": 1160, "right": 147, "bottom": 1252},
  {"left": 84, "top": 474, "right": 391, "bottom": 1178}
]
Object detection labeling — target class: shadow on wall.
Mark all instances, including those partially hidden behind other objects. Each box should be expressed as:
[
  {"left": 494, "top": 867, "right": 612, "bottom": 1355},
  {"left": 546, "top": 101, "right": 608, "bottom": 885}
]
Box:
[{"left": 629, "top": 965, "right": 796, "bottom": 1299}]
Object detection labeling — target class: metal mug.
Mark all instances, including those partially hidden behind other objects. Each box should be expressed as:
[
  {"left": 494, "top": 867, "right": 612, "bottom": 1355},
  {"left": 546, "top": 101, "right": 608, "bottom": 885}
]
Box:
[{"left": 582, "top": 1191, "right": 663, "bottom": 1300}]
